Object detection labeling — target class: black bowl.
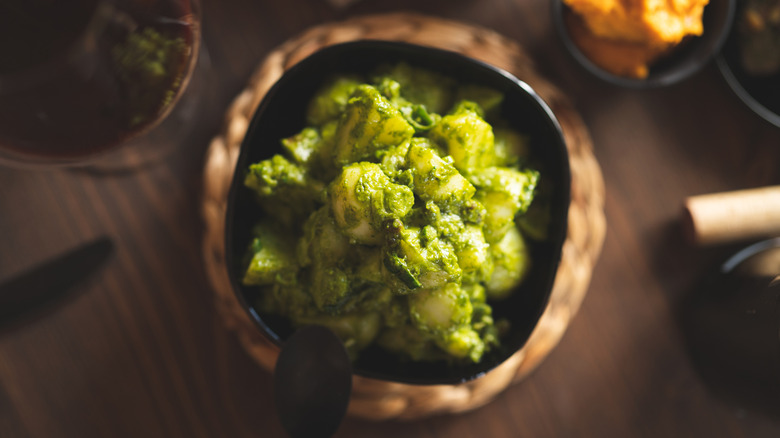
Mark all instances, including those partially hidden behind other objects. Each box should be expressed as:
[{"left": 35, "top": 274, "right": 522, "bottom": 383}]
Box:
[
  {"left": 552, "top": 0, "right": 735, "bottom": 88},
  {"left": 224, "top": 40, "right": 571, "bottom": 385},
  {"left": 717, "top": 1, "right": 780, "bottom": 128}
]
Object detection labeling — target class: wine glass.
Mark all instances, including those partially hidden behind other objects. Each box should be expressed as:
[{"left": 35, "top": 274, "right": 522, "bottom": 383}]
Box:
[{"left": 0, "top": 0, "right": 203, "bottom": 168}]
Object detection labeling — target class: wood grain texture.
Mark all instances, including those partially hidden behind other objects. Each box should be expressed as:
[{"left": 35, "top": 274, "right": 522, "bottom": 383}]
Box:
[{"left": 1, "top": 0, "right": 779, "bottom": 437}]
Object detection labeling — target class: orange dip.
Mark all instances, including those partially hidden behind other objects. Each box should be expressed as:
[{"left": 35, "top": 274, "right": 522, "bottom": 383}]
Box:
[{"left": 563, "top": 0, "right": 710, "bottom": 78}]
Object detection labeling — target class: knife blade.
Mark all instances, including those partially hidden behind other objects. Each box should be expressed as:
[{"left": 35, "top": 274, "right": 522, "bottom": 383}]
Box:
[{"left": 0, "top": 236, "right": 114, "bottom": 327}]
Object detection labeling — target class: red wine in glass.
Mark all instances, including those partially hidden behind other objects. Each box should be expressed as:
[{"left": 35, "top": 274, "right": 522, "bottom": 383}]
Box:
[{"left": 0, "top": 0, "right": 201, "bottom": 166}]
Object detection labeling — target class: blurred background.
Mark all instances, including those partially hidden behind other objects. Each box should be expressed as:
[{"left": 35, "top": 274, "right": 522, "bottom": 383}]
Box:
[{"left": 0, "top": 0, "right": 778, "bottom": 437}]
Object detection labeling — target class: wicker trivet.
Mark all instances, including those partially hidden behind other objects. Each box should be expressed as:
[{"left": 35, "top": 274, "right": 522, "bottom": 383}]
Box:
[{"left": 201, "top": 12, "right": 606, "bottom": 420}]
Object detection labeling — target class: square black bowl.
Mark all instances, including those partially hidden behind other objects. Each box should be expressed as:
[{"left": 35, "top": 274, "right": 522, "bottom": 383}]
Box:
[{"left": 224, "top": 40, "right": 571, "bottom": 385}]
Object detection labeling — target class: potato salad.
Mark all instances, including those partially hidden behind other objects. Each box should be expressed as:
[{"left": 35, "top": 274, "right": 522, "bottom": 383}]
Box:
[{"left": 241, "top": 63, "right": 547, "bottom": 363}]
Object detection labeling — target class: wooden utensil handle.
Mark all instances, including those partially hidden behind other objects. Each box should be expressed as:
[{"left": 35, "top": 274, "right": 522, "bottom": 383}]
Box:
[{"left": 683, "top": 186, "right": 780, "bottom": 245}]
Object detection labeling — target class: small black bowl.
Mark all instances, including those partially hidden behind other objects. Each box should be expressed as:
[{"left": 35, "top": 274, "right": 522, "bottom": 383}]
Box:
[
  {"left": 717, "top": 1, "right": 780, "bottom": 128},
  {"left": 681, "top": 238, "right": 780, "bottom": 416},
  {"left": 224, "top": 40, "right": 571, "bottom": 385},
  {"left": 552, "top": 0, "right": 736, "bottom": 88}
]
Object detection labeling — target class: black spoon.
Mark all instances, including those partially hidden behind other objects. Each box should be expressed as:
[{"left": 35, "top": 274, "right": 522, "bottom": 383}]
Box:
[
  {"left": 0, "top": 236, "right": 114, "bottom": 330},
  {"left": 273, "top": 325, "right": 352, "bottom": 438}
]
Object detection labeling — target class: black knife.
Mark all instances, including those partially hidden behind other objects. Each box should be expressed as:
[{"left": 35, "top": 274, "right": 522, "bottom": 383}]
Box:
[{"left": 0, "top": 236, "right": 114, "bottom": 327}]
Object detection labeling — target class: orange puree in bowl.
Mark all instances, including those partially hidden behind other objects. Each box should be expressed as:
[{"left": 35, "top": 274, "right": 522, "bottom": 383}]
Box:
[{"left": 563, "top": 0, "right": 710, "bottom": 78}]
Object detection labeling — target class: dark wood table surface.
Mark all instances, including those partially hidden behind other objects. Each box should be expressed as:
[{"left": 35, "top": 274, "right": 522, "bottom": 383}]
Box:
[{"left": 2, "top": 0, "right": 779, "bottom": 437}]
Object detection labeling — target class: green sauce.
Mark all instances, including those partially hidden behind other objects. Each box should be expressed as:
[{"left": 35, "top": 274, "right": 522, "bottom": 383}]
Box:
[{"left": 242, "top": 63, "right": 548, "bottom": 363}]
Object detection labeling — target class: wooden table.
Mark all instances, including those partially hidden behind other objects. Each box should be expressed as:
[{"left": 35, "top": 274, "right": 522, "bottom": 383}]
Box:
[{"left": 1, "top": 1, "right": 779, "bottom": 437}]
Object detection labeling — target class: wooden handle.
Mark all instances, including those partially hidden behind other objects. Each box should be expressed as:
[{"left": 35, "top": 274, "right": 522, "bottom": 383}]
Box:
[{"left": 683, "top": 186, "right": 780, "bottom": 245}]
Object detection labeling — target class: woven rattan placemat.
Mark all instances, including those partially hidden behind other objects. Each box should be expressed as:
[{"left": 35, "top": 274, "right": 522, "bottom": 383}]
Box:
[{"left": 201, "top": 12, "right": 606, "bottom": 420}]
